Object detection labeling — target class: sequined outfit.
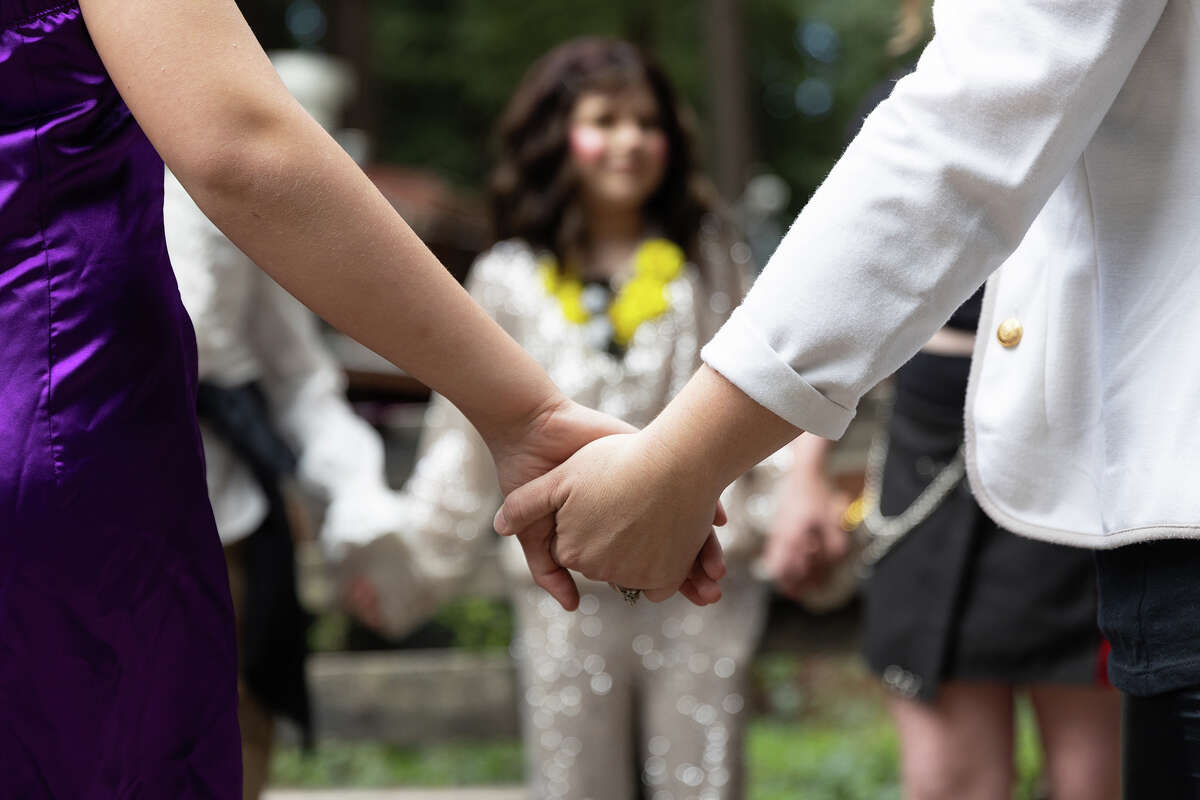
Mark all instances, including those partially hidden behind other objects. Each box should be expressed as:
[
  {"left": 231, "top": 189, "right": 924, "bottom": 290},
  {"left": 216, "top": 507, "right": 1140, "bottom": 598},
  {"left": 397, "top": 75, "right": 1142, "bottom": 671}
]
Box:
[
  {"left": 511, "top": 575, "right": 764, "bottom": 800},
  {"left": 330, "top": 239, "right": 780, "bottom": 800}
]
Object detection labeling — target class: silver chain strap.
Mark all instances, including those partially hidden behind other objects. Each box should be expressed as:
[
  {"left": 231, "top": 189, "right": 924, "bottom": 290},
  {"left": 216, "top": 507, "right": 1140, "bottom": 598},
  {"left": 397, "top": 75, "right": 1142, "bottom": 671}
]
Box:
[{"left": 855, "top": 429, "right": 965, "bottom": 575}]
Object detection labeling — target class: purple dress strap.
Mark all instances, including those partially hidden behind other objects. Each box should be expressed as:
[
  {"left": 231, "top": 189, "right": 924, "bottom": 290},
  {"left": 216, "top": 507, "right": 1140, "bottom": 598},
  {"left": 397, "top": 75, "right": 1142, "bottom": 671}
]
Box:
[{"left": 0, "top": 2, "right": 240, "bottom": 794}]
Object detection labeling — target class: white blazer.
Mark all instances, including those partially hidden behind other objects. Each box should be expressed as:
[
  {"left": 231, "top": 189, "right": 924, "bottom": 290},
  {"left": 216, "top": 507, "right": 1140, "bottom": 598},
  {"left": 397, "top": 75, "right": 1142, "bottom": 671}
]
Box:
[{"left": 702, "top": 0, "right": 1200, "bottom": 548}]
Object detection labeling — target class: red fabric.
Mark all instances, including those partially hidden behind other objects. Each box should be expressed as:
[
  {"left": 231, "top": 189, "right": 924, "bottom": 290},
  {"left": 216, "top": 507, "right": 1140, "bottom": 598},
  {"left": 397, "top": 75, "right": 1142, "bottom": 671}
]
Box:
[{"left": 1096, "top": 638, "right": 1113, "bottom": 687}]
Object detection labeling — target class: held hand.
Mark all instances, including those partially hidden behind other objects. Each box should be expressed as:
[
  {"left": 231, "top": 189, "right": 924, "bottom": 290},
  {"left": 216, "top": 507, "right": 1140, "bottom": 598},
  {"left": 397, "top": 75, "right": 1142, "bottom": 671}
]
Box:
[
  {"left": 344, "top": 573, "right": 384, "bottom": 631},
  {"left": 483, "top": 397, "right": 634, "bottom": 611},
  {"left": 762, "top": 466, "right": 851, "bottom": 602},
  {"left": 337, "top": 530, "right": 443, "bottom": 638},
  {"left": 483, "top": 396, "right": 636, "bottom": 496},
  {"left": 494, "top": 430, "right": 726, "bottom": 609}
]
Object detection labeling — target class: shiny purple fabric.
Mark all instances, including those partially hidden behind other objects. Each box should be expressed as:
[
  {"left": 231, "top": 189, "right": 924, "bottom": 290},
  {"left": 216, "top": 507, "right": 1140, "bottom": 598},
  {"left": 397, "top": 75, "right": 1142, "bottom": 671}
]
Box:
[{"left": 0, "top": 2, "right": 240, "bottom": 795}]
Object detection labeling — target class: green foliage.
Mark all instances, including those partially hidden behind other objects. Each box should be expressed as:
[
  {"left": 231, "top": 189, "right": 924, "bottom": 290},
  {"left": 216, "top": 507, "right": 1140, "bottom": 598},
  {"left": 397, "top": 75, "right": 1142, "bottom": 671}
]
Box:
[
  {"left": 748, "top": 719, "right": 901, "bottom": 800},
  {"left": 747, "top": 697, "right": 1047, "bottom": 800},
  {"left": 749, "top": 653, "right": 900, "bottom": 798},
  {"left": 1014, "top": 698, "right": 1048, "bottom": 799},
  {"left": 306, "top": 597, "right": 513, "bottom": 653},
  {"left": 271, "top": 739, "right": 524, "bottom": 787},
  {"left": 308, "top": 610, "right": 351, "bottom": 653},
  {"left": 432, "top": 596, "right": 514, "bottom": 651},
  {"left": 747, "top": 0, "right": 912, "bottom": 211}
]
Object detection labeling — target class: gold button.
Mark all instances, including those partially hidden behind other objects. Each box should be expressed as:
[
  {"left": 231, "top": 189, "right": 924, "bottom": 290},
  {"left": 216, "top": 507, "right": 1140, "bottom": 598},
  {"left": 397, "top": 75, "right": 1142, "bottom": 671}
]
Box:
[{"left": 997, "top": 318, "right": 1023, "bottom": 348}]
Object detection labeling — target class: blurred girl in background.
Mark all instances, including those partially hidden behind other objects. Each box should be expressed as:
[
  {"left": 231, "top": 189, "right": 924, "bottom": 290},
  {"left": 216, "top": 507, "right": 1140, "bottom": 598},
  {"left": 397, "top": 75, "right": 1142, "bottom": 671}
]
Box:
[{"left": 333, "top": 37, "right": 782, "bottom": 800}]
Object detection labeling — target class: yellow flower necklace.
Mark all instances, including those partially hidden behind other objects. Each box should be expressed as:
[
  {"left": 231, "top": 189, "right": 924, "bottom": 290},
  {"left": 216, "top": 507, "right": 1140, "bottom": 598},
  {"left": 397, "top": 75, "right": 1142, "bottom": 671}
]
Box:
[{"left": 538, "top": 238, "right": 686, "bottom": 354}]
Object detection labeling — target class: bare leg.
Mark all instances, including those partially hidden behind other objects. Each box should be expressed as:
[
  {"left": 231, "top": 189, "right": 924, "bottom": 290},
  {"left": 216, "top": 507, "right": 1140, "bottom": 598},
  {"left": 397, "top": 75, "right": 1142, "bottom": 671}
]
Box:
[
  {"left": 1028, "top": 684, "right": 1120, "bottom": 800},
  {"left": 889, "top": 682, "right": 1015, "bottom": 800},
  {"left": 237, "top": 682, "right": 275, "bottom": 800}
]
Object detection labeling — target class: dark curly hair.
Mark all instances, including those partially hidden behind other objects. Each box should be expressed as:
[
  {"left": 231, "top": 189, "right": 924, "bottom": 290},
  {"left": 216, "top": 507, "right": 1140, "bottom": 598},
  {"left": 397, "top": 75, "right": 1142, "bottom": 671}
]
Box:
[{"left": 490, "top": 38, "right": 718, "bottom": 272}]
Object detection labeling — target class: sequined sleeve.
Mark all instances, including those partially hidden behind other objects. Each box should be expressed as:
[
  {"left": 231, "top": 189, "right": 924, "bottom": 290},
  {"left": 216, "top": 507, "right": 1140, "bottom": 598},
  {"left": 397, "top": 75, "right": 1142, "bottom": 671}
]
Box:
[{"left": 345, "top": 256, "right": 516, "bottom": 635}]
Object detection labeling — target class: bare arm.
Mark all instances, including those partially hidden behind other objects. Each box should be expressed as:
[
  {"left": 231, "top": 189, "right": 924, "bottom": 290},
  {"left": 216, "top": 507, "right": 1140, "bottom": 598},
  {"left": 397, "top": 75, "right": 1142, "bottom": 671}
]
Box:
[
  {"left": 641, "top": 367, "right": 803, "bottom": 496},
  {"left": 761, "top": 434, "right": 851, "bottom": 601},
  {"left": 79, "top": 0, "right": 558, "bottom": 446}
]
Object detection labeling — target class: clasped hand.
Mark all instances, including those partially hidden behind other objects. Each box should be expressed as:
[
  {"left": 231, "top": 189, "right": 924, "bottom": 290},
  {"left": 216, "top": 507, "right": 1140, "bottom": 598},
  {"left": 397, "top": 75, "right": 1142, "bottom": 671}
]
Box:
[{"left": 487, "top": 400, "right": 727, "bottom": 611}]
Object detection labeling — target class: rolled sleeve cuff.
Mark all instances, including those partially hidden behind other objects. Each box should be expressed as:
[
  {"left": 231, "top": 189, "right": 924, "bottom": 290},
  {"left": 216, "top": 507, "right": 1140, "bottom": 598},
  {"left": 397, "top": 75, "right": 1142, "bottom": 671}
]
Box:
[{"left": 700, "top": 310, "right": 855, "bottom": 440}]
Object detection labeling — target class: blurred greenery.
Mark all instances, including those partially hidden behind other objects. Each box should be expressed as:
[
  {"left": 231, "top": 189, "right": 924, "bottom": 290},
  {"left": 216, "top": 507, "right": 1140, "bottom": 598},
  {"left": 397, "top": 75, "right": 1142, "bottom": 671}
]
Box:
[
  {"left": 272, "top": 653, "right": 1050, "bottom": 797},
  {"left": 748, "top": 707, "right": 1045, "bottom": 800},
  {"left": 308, "top": 609, "right": 351, "bottom": 652},
  {"left": 433, "top": 595, "right": 515, "bottom": 651},
  {"left": 748, "top": 654, "right": 1047, "bottom": 799},
  {"left": 272, "top": 739, "right": 524, "bottom": 786},
  {"left": 747, "top": 0, "right": 913, "bottom": 205},
  {"left": 243, "top": 0, "right": 924, "bottom": 214},
  {"left": 308, "top": 596, "right": 514, "bottom": 653}
]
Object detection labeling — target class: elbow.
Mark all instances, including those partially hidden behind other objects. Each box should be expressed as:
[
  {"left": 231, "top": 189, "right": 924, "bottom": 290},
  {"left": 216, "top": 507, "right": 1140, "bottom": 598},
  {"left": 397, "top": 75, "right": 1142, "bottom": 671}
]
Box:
[{"left": 170, "top": 95, "right": 307, "bottom": 209}]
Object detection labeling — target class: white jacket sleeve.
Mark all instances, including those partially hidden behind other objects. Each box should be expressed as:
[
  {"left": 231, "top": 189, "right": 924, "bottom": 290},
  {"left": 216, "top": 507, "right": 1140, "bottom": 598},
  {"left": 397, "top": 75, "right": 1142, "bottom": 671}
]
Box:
[{"left": 702, "top": 0, "right": 1167, "bottom": 438}]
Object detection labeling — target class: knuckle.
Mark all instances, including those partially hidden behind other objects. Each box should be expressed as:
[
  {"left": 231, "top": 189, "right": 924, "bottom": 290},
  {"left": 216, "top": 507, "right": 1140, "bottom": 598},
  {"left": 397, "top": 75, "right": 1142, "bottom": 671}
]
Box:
[{"left": 556, "top": 543, "right": 582, "bottom": 568}]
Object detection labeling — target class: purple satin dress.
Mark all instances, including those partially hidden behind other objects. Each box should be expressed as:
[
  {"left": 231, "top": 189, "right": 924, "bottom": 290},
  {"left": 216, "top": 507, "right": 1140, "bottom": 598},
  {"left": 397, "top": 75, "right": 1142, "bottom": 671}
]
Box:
[{"left": 1, "top": 2, "right": 240, "bottom": 795}]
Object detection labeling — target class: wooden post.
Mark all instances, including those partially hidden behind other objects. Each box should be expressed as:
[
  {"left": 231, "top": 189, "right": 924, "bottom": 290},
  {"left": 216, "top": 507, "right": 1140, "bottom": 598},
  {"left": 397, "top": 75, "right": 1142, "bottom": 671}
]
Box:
[
  {"left": 704, "top": 0, "right": 753, "bottom": 205},
  {"left": 334, "top": 0, "right": 376, "bottom": 143},
  {"left": 625, "top": 1, "right": 657, "bottom": 49}
]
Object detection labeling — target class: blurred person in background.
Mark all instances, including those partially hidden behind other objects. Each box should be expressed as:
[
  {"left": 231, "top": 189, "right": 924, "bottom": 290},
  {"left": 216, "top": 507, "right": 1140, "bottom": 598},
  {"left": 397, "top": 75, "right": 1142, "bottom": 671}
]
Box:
[
  {"left": 762, "top": 2, "right": 1119, "bottom": 799},
  {"left": 332, "top": 38, "right": 783, "bottom": 800},
  {"left": 163, "top": 51, "right": 412, "bottom": 800}
]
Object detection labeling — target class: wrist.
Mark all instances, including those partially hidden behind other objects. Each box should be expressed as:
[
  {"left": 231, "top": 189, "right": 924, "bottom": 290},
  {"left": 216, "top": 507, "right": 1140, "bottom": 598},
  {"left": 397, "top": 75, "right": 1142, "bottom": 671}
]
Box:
[
  {"left": 643, "top": 366, "right": 803, "bottom": 496},
  {"left": 477, "top": 386, "right": 569, "bottom": 455},
  {"left": 638, "top": 416, "right": 731, "bottom": 499}
]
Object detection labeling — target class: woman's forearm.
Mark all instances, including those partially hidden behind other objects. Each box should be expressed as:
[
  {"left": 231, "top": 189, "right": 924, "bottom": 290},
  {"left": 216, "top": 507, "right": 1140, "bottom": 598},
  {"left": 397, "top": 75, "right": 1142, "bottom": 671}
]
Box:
[
  {"left": 642, "top": 366, "right": 804, "bottom": 496},
  {"left": 184, "top": 113, "right": 561, "bottom": 442},
  {"left": 82, "top": 0, "right": 561, "bottom": 445}
]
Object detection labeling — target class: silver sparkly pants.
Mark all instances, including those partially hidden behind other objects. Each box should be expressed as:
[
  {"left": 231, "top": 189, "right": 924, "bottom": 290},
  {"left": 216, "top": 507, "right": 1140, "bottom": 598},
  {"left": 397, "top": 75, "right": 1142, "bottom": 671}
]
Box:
[{"left": 511, "top": 567, "right": 768, "bottom": 800}]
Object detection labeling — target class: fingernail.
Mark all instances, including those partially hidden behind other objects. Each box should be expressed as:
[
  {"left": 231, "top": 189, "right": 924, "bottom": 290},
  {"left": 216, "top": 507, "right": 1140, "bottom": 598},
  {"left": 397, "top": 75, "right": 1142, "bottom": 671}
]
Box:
[{"left": 493, "top": 508, "right": 509, "bottom": 535}]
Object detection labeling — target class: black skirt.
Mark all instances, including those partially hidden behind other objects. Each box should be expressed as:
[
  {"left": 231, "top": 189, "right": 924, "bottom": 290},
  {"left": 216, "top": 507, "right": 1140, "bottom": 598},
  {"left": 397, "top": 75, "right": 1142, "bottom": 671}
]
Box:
[{"left": 861, "top": 352, "right": 1104, "bottom": 702}]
